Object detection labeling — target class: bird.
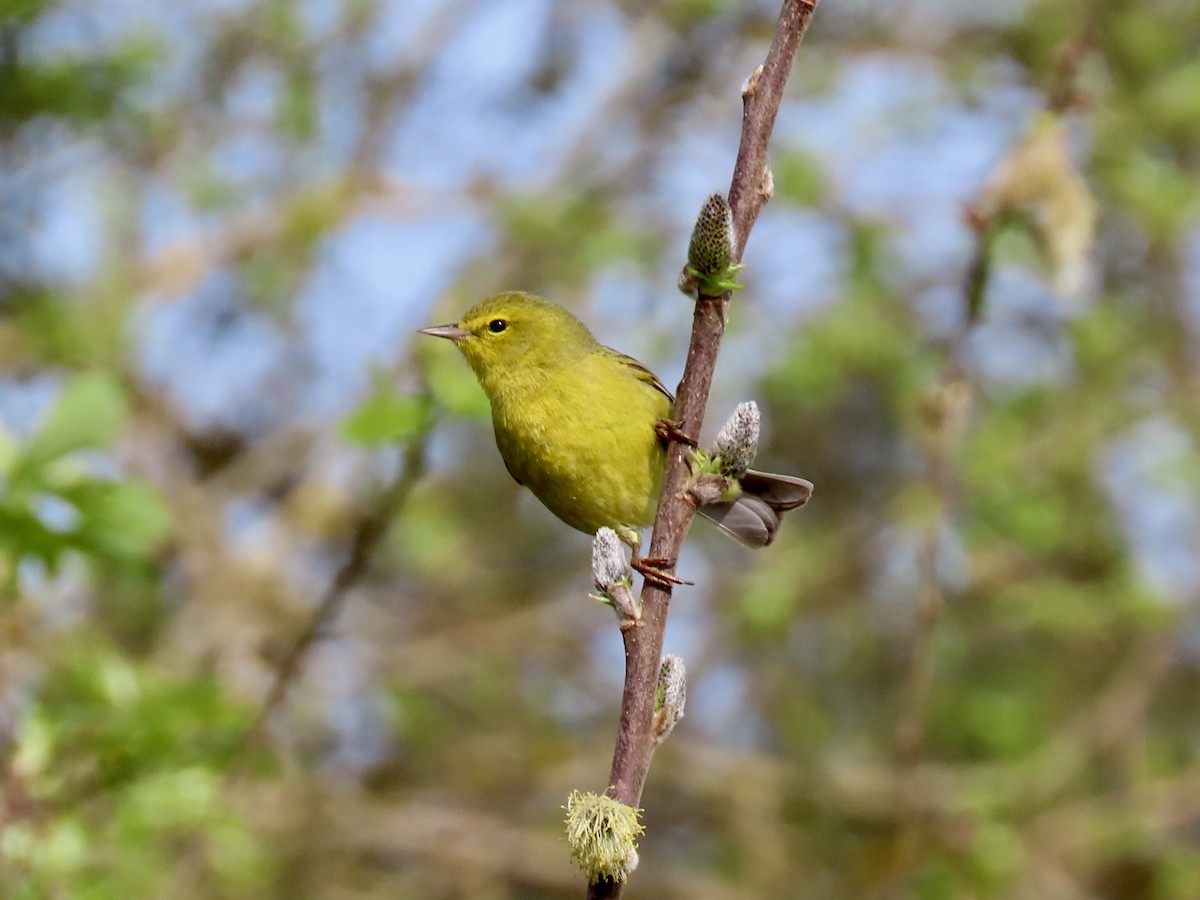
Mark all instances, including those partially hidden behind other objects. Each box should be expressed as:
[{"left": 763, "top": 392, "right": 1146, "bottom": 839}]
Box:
[{"left": 419, "top": 292, "right": 811, "bottom": 572}]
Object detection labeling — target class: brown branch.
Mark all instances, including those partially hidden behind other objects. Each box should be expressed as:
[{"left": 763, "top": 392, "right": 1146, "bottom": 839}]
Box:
[{"left": 587, "top": 2, "right": 819, "bottom": 897}]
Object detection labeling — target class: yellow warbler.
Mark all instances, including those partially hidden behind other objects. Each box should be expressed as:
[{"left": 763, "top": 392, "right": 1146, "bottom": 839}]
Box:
[{"left": 420, "top": 292, "right": 811, "bottom": 549}]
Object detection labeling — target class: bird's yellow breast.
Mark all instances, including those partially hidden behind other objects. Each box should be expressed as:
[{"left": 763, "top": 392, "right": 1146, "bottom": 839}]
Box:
[{"left": 487, "top": 349, "right": 670, "bottom": 536}]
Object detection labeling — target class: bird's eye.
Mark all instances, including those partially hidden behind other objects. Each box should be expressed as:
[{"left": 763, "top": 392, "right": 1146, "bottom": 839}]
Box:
[{"left": 487, "top": 319, "right": 508, "bottom": 334}]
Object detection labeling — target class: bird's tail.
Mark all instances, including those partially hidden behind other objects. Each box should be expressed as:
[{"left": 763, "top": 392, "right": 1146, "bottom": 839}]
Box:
[{"left": 697, "top": 469, "right": 813, "bottom": 548}]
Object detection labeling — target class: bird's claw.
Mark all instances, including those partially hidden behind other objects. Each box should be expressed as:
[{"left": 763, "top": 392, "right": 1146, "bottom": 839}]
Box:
[
  {"left": 632, "top": 555, "right": 693, "bottom": 588},
  {"left": 655, "top": 418, "right": 697, "bottom": 447}
]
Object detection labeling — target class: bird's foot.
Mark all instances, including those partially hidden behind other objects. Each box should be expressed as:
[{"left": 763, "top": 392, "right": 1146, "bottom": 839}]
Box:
[
  {"left": 632, "top": 555, "right": 693, "bottom": 589},
  {"left": 655, "top": 418, "right": 697, "bottom": 447}
]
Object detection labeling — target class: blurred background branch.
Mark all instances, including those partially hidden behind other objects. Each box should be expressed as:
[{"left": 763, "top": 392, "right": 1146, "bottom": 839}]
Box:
[
  {"left": 242, "top": 407, "right": 432, "bottom": 748},
  {"left": 2, "top": 0, "right": 1200, "bottom": 897}
]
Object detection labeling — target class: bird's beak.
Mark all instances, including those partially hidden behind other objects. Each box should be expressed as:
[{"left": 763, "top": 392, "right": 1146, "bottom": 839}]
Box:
[{"left": 419, "top": 323, "right": 469, "bottom": 341}]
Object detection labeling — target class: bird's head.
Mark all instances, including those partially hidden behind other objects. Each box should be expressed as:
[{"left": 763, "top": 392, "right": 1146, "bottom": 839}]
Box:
[{"left": 420, "top": 292, "right": 596, "bottom": 387}]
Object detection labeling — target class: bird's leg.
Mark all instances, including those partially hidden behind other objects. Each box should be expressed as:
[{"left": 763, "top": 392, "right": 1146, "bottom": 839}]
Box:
[
  {"left": 617, "top": 527, "right": 693, "bottom": 590},
  {"left": 654, "top": 418, "right": 698, "bottom": 447}
]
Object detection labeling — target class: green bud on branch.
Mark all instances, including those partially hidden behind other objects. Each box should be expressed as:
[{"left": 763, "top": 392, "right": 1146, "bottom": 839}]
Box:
[
  {"left": 713, "top": 400, "right": 760, "bottom": 478},
  {"left": 590, "top": 527, "right": 641, "bottom": 628},
  {"left": 679, "top": 192, "right": 746, "bottom": 298},
  {"left": 653, "top": 654, "right": 687, "bottom": 745},
  {"left": 689, "top": 193, "right": 735, "bottom": 276},
  {"left": 592, "top": 527, "right": 628, "bottom": 592}
]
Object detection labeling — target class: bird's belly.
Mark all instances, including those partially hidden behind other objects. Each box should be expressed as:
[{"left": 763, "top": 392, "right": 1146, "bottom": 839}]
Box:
[{"left": 493, "top": 400, "right": 664, "bottom": 536}]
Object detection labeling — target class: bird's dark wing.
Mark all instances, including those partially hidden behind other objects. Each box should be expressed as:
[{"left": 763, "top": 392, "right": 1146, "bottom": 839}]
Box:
[
  {"left": 604, "top": 347, "right": 674, "bottom": 403},
  {"left": 698, "top": 475, "right": 813, "bottom": 547},
  {"left": 697, "top": 496, "right": 777, "bottom": 547},
  {"left": 741, "top": 469, "right": 814, "bottom": 511}
]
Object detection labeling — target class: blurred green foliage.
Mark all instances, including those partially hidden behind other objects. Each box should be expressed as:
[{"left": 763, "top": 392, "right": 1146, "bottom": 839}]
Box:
[
  {"left": 4, "top": 647, "right": 267, "bottom": 899},
  {"left": 498, "top": 189, "right": 665, "bottom": 289},
  {"left": 0, "top": 373, "right": 168, "bottom": 576},
  {"left": 343, "top": 385, "right": 432, "bottom": 446},
  {"left": 2, "top": 0, "right": 1200, "bottom": 898}
]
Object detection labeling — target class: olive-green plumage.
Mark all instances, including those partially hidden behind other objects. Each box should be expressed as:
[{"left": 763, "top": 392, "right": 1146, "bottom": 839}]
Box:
[{"left": 420, "top": 292, "right": 811, "bottom": 547}]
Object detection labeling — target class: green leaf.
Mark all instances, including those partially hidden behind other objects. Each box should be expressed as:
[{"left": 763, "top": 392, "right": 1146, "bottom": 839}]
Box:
[
  {"left": 64, "top": 480, "right": 172, "bottom": 562},
  {"left": 342, "top": 390, "right": 431, "bottom": 446},
  {"left": 0, "top": 502, "right": 70, "bottom": 571},
  {"left": 22, "top": 372, "right": 127, "bottom": 470}
]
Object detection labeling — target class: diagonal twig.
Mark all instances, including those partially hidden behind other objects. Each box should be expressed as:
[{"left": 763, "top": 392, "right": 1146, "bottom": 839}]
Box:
[
  {"left": 240, "top": 427, "right": 429, "bottom": 750},
  {"left": 587, "top": 2, "right": 820, "bottom": 897}
]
